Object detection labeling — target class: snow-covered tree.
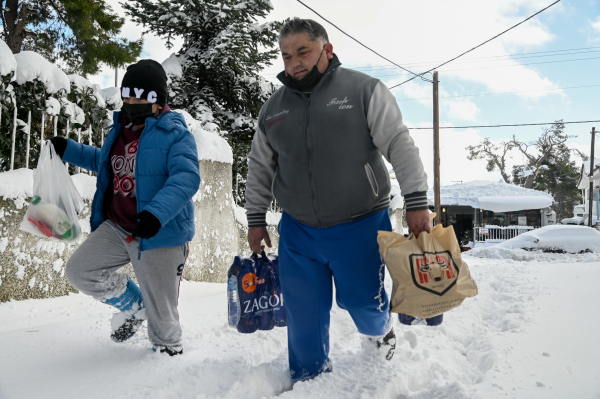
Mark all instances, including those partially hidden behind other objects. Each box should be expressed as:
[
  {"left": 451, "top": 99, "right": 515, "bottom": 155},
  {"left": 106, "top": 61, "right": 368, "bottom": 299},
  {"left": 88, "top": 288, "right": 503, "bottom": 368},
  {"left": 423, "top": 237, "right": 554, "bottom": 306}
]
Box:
[
  {"left": 1, "top": 0, "right": 142, "bottom": 76},
  {"left": 123, "top": 0, "right": 282, "bottom": 203}
]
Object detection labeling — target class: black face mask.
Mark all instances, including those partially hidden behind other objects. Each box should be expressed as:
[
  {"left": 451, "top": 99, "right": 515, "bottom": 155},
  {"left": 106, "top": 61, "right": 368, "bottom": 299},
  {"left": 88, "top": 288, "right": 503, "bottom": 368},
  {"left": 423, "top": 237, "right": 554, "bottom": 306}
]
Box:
[
  {"left": 287, "top": 47, "right": 326, "bottom": 91},
  {"left": 121, "top": 102, "right": 155, "bottom": 125}
]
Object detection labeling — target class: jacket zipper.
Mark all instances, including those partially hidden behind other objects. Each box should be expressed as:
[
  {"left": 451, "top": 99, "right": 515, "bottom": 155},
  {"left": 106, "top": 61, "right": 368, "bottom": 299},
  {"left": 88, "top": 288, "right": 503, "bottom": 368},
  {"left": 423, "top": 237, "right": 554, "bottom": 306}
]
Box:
[
  {"left": 304, "top": 96, "right": 322, "bottom": 227},
  {"left": 135, "top": 122, "right": 146, "bottom": 259}
]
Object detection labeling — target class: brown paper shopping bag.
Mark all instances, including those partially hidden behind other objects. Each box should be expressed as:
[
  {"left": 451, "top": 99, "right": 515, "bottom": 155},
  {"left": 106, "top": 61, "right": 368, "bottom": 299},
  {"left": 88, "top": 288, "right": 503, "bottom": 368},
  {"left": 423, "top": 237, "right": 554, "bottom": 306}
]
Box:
[{"left": 378, "top": 218, "right": 478, "bottom": 319}]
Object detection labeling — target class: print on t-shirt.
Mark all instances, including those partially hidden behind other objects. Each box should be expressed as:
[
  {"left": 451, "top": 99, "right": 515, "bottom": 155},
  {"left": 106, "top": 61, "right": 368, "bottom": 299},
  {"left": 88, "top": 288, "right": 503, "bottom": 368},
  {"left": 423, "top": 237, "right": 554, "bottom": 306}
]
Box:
[{"left": 112, "top": 140, "right": 139, "bottom": 197}]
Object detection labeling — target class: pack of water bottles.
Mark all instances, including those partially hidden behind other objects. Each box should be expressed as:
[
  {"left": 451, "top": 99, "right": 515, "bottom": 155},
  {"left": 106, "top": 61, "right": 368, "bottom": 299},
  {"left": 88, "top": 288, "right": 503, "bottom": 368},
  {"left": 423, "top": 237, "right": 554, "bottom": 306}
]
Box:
[{"left": 227, "top": 251, "right": 286, "bottom": 333}]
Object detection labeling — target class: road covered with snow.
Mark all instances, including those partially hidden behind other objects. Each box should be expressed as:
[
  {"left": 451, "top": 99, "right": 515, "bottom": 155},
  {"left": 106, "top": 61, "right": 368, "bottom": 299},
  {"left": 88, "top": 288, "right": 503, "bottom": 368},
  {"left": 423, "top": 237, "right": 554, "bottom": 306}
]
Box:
[{"left": 1, "top": 250, "right": 599, "bottom": 399}]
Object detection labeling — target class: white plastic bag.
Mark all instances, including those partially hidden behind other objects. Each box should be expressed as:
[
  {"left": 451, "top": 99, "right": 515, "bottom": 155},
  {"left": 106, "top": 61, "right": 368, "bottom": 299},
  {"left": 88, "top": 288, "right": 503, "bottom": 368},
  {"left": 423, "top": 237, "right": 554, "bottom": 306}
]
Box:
[{"left": 20, "top": 141, "right": 84, "bottom": 244}]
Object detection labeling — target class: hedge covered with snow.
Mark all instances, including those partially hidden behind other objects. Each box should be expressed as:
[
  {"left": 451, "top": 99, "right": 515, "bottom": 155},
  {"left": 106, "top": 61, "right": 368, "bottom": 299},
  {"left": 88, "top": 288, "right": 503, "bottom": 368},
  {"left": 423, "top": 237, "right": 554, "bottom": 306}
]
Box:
[{"left": 0, "top": 39, "right": 115, "bottom": 172}]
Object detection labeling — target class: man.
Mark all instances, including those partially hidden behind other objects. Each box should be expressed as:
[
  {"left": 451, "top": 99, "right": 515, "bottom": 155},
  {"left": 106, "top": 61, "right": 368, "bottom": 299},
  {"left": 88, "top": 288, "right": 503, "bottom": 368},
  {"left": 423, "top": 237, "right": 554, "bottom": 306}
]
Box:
[
  {"left": 245, "top": 18, "right": 430, "bottom": 382},
  {"left": 51, "top": 60, "right": 200, "bottom": 356}
]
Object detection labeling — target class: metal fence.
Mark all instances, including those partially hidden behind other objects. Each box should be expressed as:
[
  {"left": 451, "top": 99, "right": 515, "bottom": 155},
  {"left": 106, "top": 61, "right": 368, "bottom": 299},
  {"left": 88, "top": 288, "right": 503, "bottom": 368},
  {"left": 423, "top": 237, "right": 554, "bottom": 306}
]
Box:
[
  {"left": 3, "top": 105, "right": 106, "bottom": 174},
  {"left": 474, "top": 226, "right": 535, "bottom": 243}
]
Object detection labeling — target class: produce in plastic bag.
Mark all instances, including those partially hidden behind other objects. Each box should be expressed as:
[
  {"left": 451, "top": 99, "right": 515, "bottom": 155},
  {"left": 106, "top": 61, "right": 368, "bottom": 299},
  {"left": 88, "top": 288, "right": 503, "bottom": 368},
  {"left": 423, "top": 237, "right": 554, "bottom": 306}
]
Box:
[{"left": 20, "top": 141, "right": 84, "bottom": 244}]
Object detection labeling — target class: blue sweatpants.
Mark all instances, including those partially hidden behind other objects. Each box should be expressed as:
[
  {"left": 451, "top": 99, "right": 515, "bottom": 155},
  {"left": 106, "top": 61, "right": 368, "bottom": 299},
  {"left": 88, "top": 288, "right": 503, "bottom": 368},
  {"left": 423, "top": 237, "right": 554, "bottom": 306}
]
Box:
[{"left": 278, "top": 209, "right": 392, "bottom": 383}]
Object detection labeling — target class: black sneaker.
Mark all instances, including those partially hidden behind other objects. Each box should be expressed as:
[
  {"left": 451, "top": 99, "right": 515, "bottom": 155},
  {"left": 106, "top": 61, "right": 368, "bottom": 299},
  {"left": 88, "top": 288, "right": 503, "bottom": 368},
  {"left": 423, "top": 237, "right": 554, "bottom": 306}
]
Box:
[
  {"left": 110, "top": 317, "right": 144, "bottom": 343},
  {"left": 376, "top": 328, "right": 396, "bottom": 361},
  {"left": 153, "top": 345, "right": 183, "bottom": 356}
]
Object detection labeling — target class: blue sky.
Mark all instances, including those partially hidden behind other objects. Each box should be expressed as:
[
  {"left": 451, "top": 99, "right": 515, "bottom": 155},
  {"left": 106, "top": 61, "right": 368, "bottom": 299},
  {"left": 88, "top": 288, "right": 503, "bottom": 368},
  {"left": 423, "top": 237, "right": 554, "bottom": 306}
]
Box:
[{"left": 90, "top": 0, "right": 600, "bottom": 185}]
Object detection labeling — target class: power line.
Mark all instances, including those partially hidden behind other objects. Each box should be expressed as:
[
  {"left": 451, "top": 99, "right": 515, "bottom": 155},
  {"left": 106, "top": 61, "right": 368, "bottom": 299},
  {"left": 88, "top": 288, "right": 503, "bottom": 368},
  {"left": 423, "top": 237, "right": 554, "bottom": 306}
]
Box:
[
  {"left": 294, "top": 0, "right": 428, "bottom": 81},
  {"left": 409, "top": 120, "right": 600, "bottom": 130},
  {"left": 389, "top": 0, "right": 561, "bottom": 89},
  {"left": 353, "top": 48, "right": 600, "bottom": 71},
  {"left": 396, "top": 84, "right": 600, "bottom": 102},
  {"left": 375, "top": 55, "right": 600, "bottom": 78}
]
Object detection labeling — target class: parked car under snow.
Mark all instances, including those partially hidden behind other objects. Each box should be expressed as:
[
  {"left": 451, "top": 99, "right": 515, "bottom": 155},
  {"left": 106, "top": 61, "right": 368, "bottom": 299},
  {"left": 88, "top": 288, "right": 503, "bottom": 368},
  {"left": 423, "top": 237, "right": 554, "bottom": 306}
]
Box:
[{"left": 492, "top": 225, "right": 600, "bottom": 253}]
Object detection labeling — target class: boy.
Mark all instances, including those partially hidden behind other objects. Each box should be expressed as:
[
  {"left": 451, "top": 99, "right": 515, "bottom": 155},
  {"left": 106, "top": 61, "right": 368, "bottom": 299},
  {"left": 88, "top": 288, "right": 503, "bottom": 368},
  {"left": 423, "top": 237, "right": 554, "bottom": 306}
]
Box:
[{"left": 51, "top": 59, "right": 200, "bottom": 355}]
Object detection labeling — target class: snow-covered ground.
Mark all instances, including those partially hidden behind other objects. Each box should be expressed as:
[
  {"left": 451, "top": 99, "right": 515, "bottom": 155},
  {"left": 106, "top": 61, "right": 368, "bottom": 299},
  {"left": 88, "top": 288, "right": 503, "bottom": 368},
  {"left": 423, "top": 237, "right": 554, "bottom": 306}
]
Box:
[{"left": 1, "top": 251, "right": 599, "bottom": 399}]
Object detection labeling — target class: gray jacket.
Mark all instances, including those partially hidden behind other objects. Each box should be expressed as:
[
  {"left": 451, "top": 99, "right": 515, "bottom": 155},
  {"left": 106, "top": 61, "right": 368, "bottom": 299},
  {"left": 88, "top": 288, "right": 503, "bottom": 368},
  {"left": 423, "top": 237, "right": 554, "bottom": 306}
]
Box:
[{"left": 245, "top": 55, "right": 428, "bottom": 228}]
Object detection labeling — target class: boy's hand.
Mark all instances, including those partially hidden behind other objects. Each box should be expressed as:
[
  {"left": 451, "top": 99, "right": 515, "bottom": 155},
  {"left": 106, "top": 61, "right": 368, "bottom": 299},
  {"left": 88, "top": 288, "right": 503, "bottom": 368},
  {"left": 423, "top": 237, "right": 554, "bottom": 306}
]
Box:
[
  {"left": 131, "top": 211, "right": 161, "bottom": 239},
  {"left": 50, "top": 137, "right": 67, "bottom": 159}
]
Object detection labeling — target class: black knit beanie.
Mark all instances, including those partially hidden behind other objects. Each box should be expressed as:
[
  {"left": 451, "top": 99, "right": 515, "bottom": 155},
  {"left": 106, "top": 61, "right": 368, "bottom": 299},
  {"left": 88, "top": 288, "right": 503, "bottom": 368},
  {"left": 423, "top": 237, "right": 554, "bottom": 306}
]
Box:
[{"left": 121, "top": 59, "right": 168, "bottom": 107}]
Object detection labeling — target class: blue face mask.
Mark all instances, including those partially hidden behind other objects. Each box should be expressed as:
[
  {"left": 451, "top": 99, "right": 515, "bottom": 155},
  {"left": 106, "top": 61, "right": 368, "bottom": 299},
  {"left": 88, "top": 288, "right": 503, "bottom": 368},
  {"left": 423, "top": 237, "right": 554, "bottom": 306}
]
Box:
[{"left": 287, "top": 46, "right": 326, "bottom": 91}]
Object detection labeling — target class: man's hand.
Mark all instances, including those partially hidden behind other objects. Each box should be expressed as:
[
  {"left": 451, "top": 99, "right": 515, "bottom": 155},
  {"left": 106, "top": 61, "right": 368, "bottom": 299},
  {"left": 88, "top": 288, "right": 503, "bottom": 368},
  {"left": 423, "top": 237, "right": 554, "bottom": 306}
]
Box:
[
  {"left": 248, "top": 226, "right": 272, "bottom": 254},
  {"left": 406, "top": 209, "right": 432, "bottom": 238}
]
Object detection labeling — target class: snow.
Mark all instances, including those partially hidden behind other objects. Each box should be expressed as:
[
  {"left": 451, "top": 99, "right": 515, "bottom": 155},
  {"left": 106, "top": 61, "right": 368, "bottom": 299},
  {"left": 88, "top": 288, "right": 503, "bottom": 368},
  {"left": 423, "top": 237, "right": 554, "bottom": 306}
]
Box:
[
  {"left": 1, "top": 255, "right": 600, "bottom": 398},
  {"left": 98, "top": 87, "right": 123, "bottom": 110},
  {"left": 429, "top": 180, "right": 554, "bottom": 212},
  {"left": 45, "top": 97, "right": 61, "bottom": 115},
  {"left": 192, "top": 128, "right": 234, "bottom": 164},
  {"left": 0, "top": 168, "right": 34, "bottom": 199},
  {"left": 162, "top": 53, "right": 183, "bottom": 78},
  {"left": 0, "top": 39, "right": 17, "bottom": 78},
  {"left": 468, "top": 225, "right": 600, "bottom": 257},
  {"left": 13, "top": 51, "right": 70, "bottom": 94},
  {"left": 583, "top": 158, "right": 600, "bottom": 175},
  {"left": 68, "top": 75, "right": 106, "bottom": 108},
  {"left": 60, "top": 98, "right": 85, "bottom": 124},
  {"left": 70, "top": 173, "right": 98, "bottom": 201},
  {"left": 173, "top": 109, "right": 200, "bottom": 131},
  {"left": 0, "top": 169, "right": 94, "bottom": 201}
]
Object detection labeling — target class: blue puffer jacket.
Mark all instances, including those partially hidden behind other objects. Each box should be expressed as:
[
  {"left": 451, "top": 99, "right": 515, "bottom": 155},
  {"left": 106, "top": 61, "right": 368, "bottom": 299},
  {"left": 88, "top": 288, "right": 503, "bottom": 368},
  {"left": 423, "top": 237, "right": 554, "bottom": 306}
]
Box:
[{"left": 63, "top": 110, "right": 201, "bottom": 252}]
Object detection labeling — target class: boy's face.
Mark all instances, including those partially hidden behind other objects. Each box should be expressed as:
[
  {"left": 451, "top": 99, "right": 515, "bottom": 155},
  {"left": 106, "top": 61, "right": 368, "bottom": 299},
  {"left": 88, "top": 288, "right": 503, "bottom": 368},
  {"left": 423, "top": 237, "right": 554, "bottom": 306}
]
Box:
[{"left": 123, "top": 96, "right": 162, "bottom": 114}]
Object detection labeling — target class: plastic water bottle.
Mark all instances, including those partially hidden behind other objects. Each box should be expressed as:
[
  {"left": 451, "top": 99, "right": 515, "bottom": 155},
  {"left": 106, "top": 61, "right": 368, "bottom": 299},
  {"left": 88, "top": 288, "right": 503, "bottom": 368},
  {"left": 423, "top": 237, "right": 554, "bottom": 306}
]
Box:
[
  {"left": 268, "top": 254, "right": 287, "bottom": 327},
  {"left": 256, "top": 253, "right": 276, "bottom": 331},
  {"left": 227, "top": 257, "right": 242, "bottom": 327},
  {"left": 237, "top": 258, "right": 259, "bottom": 334}
]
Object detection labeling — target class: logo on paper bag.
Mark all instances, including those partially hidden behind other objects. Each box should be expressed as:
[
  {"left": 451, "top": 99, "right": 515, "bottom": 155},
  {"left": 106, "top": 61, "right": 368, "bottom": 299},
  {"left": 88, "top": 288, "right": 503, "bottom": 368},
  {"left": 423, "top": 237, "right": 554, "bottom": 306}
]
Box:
[{"left": 409, "top": 251, "right": 459, "bottom": 296}]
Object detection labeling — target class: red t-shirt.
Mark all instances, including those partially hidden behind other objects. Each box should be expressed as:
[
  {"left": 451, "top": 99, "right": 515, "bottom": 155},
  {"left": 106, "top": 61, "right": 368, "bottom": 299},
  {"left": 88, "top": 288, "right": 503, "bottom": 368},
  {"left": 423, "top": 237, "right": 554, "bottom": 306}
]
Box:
[{"left": 105, "top": 123, "right": 142, "bottom": 232}]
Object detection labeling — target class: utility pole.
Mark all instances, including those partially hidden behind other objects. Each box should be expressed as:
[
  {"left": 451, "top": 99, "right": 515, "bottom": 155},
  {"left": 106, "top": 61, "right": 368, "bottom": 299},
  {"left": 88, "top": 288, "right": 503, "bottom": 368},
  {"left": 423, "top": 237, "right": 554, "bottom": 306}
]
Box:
[
  {"left": 589, "top": 127, "right": 596, "bottom": 228},
  {"left": 433, "top": 71, "right": 441, "bottom": 226},
  {"left": 115, "top": 67, "right": 118, "bottom": 87}
]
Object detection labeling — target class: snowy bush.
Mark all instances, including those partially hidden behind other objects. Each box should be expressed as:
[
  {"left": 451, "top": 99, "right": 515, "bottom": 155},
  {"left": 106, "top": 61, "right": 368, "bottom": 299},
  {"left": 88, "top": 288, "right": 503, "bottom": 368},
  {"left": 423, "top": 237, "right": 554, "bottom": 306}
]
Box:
[{"left": 0, "top": 39, "right": 111, "bottom": 172}]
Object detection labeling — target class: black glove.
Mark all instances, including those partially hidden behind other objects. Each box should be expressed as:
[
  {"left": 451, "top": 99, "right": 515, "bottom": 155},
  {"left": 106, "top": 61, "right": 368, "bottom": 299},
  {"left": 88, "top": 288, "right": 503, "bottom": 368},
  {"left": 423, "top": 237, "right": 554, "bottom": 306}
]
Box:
[
  {"left": 131, "top": 211, "right": 161, "bottom": 239},
  {"left": 50, "top": 137, "right": 68, "bottom": 159}
]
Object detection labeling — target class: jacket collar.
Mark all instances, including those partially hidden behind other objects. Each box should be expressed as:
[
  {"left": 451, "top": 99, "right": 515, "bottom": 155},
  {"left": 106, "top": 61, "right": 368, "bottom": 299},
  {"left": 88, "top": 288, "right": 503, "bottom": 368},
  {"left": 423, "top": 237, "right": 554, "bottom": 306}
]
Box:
[{"left": 276, "top": 53, "right": 342, "bottom": 93}]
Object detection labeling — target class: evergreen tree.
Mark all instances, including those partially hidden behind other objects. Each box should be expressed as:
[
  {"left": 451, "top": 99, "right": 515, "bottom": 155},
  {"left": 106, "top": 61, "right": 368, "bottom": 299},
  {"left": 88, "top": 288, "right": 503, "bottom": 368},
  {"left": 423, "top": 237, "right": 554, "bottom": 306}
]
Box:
[
  {"left": 1, "top": 0, "right": 142, "bottom": 76},
  {"left": 123, "top": 0, "right": 282, "bottom": 204}
]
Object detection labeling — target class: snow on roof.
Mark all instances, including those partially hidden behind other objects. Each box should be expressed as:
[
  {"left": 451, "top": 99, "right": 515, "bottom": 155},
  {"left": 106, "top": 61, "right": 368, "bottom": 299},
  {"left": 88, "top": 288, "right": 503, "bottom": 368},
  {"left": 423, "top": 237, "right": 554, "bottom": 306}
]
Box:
[
  {"left": 162, "top": 53, "right": 183, "bottom": 78},
  {"left": 428, "top": 180, "right": 553, "bottom": 212},
  {"left": 0, "top": 39, "right": 17, "bottom": 78},
  {"left": 98, "top": 87, "right": 122, "bottom": 110},
  {"left": 583, "top": 158, "right": 600, "bottom": 175},
  {"left": 192, "top": 128, "right": 233, "bottom": 164},
  {"left": 14, "top": 51, "right": 70, "bottom": 94}
]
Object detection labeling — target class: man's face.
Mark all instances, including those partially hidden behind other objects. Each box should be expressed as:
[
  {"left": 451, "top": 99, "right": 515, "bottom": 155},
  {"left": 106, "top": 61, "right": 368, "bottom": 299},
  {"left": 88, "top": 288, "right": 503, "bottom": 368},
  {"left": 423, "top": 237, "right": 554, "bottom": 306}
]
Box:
[
  {"left": 122, "top": 96, "right": 161, "bottom": 114},
  {"left": 280, "top": 32, "right": 333, "bottom": 80}
]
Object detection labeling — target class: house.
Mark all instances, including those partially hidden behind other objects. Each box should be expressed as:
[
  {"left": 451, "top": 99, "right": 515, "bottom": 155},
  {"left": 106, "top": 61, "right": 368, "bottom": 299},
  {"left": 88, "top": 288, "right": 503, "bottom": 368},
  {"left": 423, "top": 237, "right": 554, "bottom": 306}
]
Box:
[
  {"left": 426, "top": 180, "right": 555, "bottom": 247},
  {"left": 576, "top": 158, "right": 600, "bottom": 225}
]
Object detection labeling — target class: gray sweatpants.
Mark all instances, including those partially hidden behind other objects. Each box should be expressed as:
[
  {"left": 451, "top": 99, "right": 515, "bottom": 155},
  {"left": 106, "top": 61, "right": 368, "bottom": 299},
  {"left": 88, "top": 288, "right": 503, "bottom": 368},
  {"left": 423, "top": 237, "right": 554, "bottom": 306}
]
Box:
[{"left": 65, "top": 220, "right": 189, "bottom": 347}]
